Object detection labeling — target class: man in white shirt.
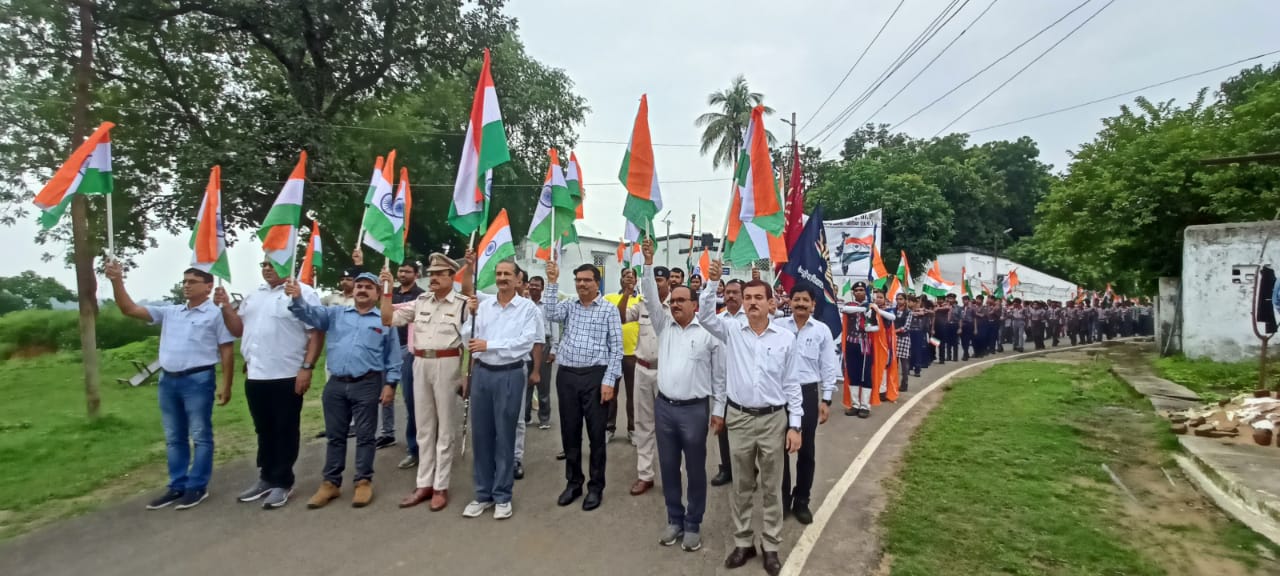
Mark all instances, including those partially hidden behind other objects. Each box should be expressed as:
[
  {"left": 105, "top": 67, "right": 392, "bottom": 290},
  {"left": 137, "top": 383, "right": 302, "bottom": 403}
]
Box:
[
  {"left": 460, "top": 259, "right": 540, "bottom": 520},
  {"left": 699, "top": 259, "right": 802, "bottom": 576},
  {"left": 639, "top": 239, "right": 725, "bottom": 553},
  {"left": 774, "top": 286, "right": 839, "bottom": 525},
  {"left": 218, "top": 259, "right": 323, "bottom": 510},
  {"left": 711, "top": 279, "right": 747, "bottom": 488}
]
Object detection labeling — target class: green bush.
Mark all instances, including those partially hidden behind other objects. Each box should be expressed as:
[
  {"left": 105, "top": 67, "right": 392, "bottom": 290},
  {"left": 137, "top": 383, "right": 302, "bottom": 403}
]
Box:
[{"left": 0, "top": 306, "right": 158, "bottom": 359}]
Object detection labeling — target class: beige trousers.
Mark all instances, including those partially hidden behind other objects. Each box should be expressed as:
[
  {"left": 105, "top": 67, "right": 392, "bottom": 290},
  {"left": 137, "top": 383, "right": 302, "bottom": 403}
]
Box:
[
  {"left": 413, "top": 356, "right": 462, "bottom": 490},
  {"left": 633, "top": 363, "right": 658, "bottom": 482},
  {"left": 727, "top": 407, "right": 787, "bottom": 552}
]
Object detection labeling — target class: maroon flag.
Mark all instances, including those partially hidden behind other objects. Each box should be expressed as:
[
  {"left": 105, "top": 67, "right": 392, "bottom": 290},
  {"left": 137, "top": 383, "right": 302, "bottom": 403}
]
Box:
[{"left": 777, "top": 146, "right": 806, "bottom": 292}]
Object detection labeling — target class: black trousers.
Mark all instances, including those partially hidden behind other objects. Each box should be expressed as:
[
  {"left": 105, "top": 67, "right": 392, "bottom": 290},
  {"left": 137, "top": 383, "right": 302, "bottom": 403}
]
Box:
[
  {"left": 782, "top": 383, "right": 820, "bottom": 507},
  {"left": 1031, "top": 322, "right": 1045, "bottom": 350},
  {"left": 245, "top": 377, "right": 304, "bottom": 489},
  {"left": 606, "top": 356, "right": 637, "bottom": 433},
  {"left": 557, "top": 365, "right": 608, "bottom": 493},
  {"left": 943, "top": 323, "right": 959, "bottom": 361},
  {"left": 1049, "top": 320, "right": 1060, "bottom": 346},
  {"left": 525, "top": 354, "right": 553, "bottom": 425},
  {"left": 960, "top": 324, "right": 975, "bottom": 358}
]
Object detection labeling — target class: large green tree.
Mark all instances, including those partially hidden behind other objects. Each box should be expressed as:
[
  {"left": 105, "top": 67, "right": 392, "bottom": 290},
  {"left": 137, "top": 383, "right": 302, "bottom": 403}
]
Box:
[
  {"left": 809, "top": 124, "right": 1052, "bottom": 268},
  {"left": 1025, "top": 63, "right": 1280, "bottom": 293},
  {"left": 695, "top": 74, "right": 776, "bottom": 170},
  {"left": 0, "top": 0, "right": 588, "bottom": 286},
  {"left": 0, "top": 271, "right": 76, "bottom": 308}
]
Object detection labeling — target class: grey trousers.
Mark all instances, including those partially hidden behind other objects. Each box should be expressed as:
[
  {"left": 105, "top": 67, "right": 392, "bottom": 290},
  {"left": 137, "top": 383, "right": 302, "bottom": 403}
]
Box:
[{"left": 727, "top": 407, "right": 788, "bottom": 552}]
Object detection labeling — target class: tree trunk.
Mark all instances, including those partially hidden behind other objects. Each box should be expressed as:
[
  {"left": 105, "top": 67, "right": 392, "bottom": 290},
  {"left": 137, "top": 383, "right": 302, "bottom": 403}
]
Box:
[{"left": 72, "top": 0, "right": 101, "bottom": 419}]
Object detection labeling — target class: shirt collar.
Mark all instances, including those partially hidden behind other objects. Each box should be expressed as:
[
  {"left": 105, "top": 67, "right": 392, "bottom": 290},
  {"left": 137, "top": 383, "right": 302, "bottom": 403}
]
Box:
[
  {"left": 428, "top": 290, "right": 458, "bottom": 303},
  {"left": 342, "top": 305, "right": 382, "bottom": 317},
  {"left": 185, "top": 299, "right": 216, "bottom": 312}
]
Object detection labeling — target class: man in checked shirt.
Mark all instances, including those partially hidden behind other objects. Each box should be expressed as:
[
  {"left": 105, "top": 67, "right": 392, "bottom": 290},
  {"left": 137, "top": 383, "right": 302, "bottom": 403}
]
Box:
[{"left": 543, "top": 260, "right": 624, "bottom": 512}]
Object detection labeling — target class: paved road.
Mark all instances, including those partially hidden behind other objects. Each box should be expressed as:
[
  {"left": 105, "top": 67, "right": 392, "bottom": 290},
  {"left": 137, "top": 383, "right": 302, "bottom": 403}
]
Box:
[{"left": 0, "top": 346, "right": 1061, "bottom": 576}]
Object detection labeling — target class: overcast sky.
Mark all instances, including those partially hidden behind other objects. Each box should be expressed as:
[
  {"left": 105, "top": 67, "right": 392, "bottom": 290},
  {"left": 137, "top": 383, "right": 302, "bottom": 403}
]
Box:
[{"left": 5, "top": 0, "right": 1278, "bottom": 301}]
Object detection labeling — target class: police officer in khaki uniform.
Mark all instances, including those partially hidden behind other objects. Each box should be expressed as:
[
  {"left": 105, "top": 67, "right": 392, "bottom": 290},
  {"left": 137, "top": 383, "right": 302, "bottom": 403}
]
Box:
[{"left": 380, "top": 253, "right": 466, "bottom": 512}]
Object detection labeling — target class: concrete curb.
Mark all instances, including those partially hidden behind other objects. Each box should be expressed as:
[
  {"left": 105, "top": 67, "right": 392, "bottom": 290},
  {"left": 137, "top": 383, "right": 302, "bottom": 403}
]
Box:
[{"left": 1175, "top": 449, "right": 1280, "bottom": 546}]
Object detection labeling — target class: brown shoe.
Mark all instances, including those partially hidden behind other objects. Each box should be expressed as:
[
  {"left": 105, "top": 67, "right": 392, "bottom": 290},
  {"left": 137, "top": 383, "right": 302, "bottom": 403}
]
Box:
[
  {"left": 399, "top": 487, "right": 433, "bottom": 508},
  {"left": 429, "top": 489, "right": 449, "bottom": 511},
  {"left": 629, "top": 479, "right": 654, "bottom": 496},
  {"left": 307, "top": 481, "right": 341, "bottom": 509},
  {"left": 352, "top": 479, "right": 373, "bottom": 508},
  {"left": 724, "top": 546, "right": 757, "bottom": 569}
]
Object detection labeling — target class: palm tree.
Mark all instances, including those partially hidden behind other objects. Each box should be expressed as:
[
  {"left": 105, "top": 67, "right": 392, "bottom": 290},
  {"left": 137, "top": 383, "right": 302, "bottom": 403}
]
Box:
[{"left": 695, "top": 75, "right": 777, "bottom": 170}]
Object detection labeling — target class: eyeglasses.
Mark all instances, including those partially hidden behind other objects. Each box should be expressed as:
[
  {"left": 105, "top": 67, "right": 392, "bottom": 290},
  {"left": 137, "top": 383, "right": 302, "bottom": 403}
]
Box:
[{"left": 669, "top": 297, "right": 691, "bottom": 304}]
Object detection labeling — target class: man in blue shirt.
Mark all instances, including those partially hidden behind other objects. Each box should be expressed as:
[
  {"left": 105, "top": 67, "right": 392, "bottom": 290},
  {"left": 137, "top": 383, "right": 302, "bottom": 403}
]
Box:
[
  {"left": 105, "top": 261, "right": 236, "bottom": 511},
  {"left": 286, "top": 272, "right": 400, "bottom": 509}
]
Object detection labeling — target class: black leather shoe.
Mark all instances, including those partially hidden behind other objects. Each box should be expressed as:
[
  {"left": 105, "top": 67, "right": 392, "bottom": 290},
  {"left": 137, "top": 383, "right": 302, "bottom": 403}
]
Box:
[
  {"left": 582, "top": 491, "right": 602, "bottom": 511},
  {"left": 723, "top": 546, "right": 757, "bottom": 569},
  {"left": 792, "top": 502, "right": 814, "bottom": 525},
  {"left": 878, "top": 392, "right": 888, "bottom": 403},
  {"left": 844, "top": 407, "right": 858, "bottom": 417},
  {"left": 857, "top": 408, "right": 871, "bottom": 418},
  {"left": 557, "top": 486, "right": 582, "bottom": 507},
  {"left": 710, "top": 469, "right": 732, "bottom": 487},
  {"left": 513, "top": 461, "right": 524, "bottom": 480},
  {"left": 555, "top": 451, "right": 566, "bottom": 461},
  {"left": 763, "top": 551, "right": 782, "bottom": 575}
]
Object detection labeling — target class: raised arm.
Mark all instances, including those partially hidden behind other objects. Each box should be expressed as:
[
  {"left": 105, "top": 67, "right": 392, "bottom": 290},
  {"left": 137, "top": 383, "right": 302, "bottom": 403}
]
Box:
[
  {"left": 103, "top": 260, "right": 153, "bottom": 322},
  {"left": 697, "top": 260, "right": 727, "bottom": 342},
  {"left": 541, "top": 261, "right": 567, "bottom": 323},
  {"left": 285, "top": 278, "right": 333, "bottom": 331},
  {"left": 640, "top": 266, "right": 667, "bottom": 336}
]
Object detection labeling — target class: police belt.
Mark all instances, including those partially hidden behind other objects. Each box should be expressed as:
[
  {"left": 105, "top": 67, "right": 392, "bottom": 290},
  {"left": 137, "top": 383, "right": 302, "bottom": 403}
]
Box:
[{"left": 414, "top": 348, "right": 461, "bottom": 359}]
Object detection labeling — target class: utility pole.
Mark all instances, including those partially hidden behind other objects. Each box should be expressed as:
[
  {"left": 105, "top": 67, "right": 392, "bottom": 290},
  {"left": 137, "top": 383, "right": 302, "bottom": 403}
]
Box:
[{"left": 71, "top": 0, "right": 102, "bottom": 419}]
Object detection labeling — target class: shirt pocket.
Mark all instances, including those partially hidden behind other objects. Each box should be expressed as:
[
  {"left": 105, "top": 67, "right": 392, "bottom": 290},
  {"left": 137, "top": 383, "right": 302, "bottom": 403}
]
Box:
[
  {"left": 763, "top": 344, "right": 788, "bottom": 382},
  {"left": 355, "top": 324, "right": 387, "bottom": 353},
  {"left": 799, "top": 337, "right": 821, "bottom": 360}
]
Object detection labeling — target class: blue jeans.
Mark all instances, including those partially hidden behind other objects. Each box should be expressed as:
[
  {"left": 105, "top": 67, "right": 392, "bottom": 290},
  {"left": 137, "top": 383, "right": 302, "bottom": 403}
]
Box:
[
  {"left": 401, "top": 348, "right": 418, "bottom": 457},
  {"left": 470, "top": 363, "right": 525, "bottom": 504},
  {"left": 158, "top": 368, "right": 216, "bottom": 492}
]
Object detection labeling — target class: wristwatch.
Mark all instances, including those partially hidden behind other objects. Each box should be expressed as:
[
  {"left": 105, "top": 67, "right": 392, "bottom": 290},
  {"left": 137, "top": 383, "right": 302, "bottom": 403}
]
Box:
[
  {"left": 822, "top": 399, "right": 832, "bottom": 406},
  {"left": 788, "top": 426, "right": 801, "bottom": 433},
  {"left": 301, "top": 362, "right": 315, "bottom": 370}
]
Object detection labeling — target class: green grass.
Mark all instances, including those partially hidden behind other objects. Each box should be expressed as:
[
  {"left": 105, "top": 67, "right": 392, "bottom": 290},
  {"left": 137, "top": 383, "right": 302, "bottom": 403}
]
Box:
[
  {"left": 1153, "top": 354, "right": 1279, "bottom": 398},
  {"left": 0, "top": 338, "right": 326, "bottom": 539},
  {"left": 879, "top": 361, "right": 1277, "bottom": 576}
]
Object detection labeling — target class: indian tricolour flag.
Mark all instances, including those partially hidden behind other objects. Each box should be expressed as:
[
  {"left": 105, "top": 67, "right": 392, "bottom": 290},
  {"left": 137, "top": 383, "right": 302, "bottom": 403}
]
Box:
[
  {"left": 299, "top": 220, "right": 323, "bottom": 286},
  {"left": 963, "top": 266, "right": 974, "bottom": 298},
  {"left": 362, "top": 151, "right": 408, "bottom": 264},
  {"left": 921, "top": 260, "right": 955, "bottom": 297},
  {"left": 449, "top": 48, "right": 511, "bottom": 237},
  {"left": 362, "top": 156, "right": 385, "bottom": 205},
  {"left": 33, "top": 122, "right": 115, "bottom": 230},
  {"left": 257, "top": 151, "right": 306, "bottom": 277},
  {"left": 476, "top": 209, "right": 516, "bottom": 290},
  {"left": 527, "top": 149, "right": 573, "bottom": 250},
  {"left": 1001, "top": 268, "right": 1021, "bottom": 299},
  {"left": 627, "top": 243, "right": 644, "bottom": 275},
  {"left": 871, "top": 245, "right": 890, "bottom": 289},
  {"left": 188, "top": 165, "right": 231, "bottom": 281},
  {"left": 725, "top": 105, "right": 786, "bottom": 267},
  {"left": 896, "top": 251, "right": 914, "bottom": 294},
  {"left": 619, "top": 94, "right": 663, "bottom": 238},
  {"left": 568, "top": 152, "right": 586, "bottom": 220}
]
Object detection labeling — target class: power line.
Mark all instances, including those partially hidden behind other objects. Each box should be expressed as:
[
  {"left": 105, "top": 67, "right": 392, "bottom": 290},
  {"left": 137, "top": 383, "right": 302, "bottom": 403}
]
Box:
[
  {"left": 961, "top": 48, "right": 1280, "bottom": 134},
  {"left": 852, "top": 0, "right": 1002, "bottom": 131},
  {"left": 932, "top": 0, "right": 1119, "bottom": 136},
  {"left": 806, "top": 0, "right": 971, "bottom": 148},
  {"left": 889, "top": 0, "right": 1095, "bottom": 131},
  {"left": 796, "top": 0, "right": 907, "bottom": 135}
]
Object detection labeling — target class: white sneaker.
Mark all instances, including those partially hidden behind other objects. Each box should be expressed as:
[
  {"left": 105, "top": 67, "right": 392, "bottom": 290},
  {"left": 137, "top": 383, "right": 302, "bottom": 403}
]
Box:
[
  {"left": 462, "top": 500, "right": 494, "bottom": 518},
  {"left": 494, "top": 502, "right": 513, "bottom": 519}
]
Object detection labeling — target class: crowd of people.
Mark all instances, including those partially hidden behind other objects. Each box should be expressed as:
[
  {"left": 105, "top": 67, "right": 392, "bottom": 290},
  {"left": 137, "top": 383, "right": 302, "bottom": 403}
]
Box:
[{"left": 105, "top": 238, "right": 1150, "bottom": 576}]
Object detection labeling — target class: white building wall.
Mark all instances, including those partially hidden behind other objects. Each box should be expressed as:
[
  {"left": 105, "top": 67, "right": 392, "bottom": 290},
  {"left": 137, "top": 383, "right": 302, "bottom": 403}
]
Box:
[
  {"left": 933, "top": 251, "right": 1078, "bottom": 301},
  {"left": 1180, "top": 221, "right": 1280, "bottom": 362}
]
